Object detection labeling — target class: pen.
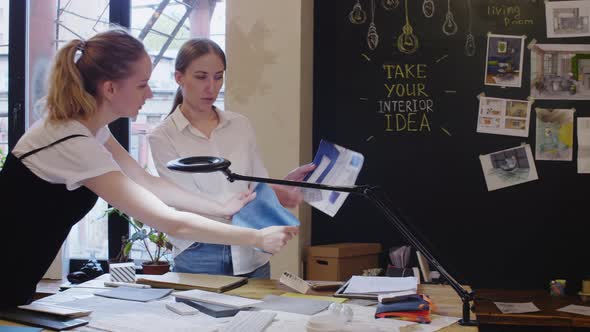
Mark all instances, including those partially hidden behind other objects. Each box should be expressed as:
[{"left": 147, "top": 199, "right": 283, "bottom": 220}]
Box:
[{"left": 104, "top": 281, "right": 151, "bottom": 289}]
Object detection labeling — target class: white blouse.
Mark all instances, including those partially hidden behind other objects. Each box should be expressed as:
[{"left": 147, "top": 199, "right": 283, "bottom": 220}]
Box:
[
  {"left": 148, "top": 107, "right": 270, "bottom": 275},
  {"left": 13, "top": 116, "right": 120, "bottom": 190}
]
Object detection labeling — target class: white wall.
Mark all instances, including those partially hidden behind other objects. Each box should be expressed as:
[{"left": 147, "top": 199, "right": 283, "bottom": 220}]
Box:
[{"left": 226, "top": 0, "right": 314, "bottom": 278}]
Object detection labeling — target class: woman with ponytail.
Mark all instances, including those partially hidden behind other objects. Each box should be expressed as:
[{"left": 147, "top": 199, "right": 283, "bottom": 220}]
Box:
[
  {"left": 148, "top": 38, "right": 314, "bottom": 279},
  {"left": 0, "top": 30, "right": 297, "bottom": 308}
]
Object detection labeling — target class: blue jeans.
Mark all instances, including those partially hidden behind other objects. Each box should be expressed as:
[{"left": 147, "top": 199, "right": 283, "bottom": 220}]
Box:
[{"left": 173, "top": 242, "right": 270, "bottom": 278}]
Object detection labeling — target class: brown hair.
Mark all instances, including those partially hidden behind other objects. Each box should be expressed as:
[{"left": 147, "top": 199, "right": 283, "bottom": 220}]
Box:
[
  {"left": 169, "top": 38, "right": 226, "bottom": 115},
  {"left": 46, "top": 29, "right": 147, "bottom": 122}
]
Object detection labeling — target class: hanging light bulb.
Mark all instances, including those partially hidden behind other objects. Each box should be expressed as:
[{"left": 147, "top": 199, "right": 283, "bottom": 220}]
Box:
[
  {"left": 349, "top": 0, "right": 367, "bottom": 24},
  {"left": 367, "top": 0, "right": 379, "bottom": 50},
  {"left": 464, "top": 0, "right": 475, "bottom": 56},
  {"left": 368, "top": 23, "right": 379, "bottom": 50},
  {"left": 422, "top": 0, "right": 435, "bottom": 18},
  {"left": 381, "top": 0, "right": 399, "bottom": 10},
  {"left": 465, "top": 34, "right": 476, "bottom": 56},
  {"left": 398, "top": 25, "right": 419, "bottom": 54},
  {"left": 397, "top": 0, "right": 419, "bottom": 54},
  {"left": 442, "top": 0, "right": 458, "bottom": 36}
]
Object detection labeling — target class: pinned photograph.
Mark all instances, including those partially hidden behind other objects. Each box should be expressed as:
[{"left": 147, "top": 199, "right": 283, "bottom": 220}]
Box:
[
  {"left": 476, "top": 96, "right": 532, "bottom": 137},
  {"left": 480, "top": 145, "right": 538, "bottom": 191},
  {"left": 485, "top": 34, "right": 526, "bottom": 88},
  {"left": 545, "top": 0, "right": 590, "bottom": 38},
  {"left": 530, "top": 44, "right": 590, "bottom": 100},
  {"left": 577, "top": 117, "right": 590, "bottom": 173},
  {"left": 535, "top": 108, "right": 575, "bottom": 161}
]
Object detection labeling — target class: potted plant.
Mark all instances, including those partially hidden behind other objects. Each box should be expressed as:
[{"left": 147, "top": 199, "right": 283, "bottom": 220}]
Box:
[
  {"left": 104, "top": 207, "right": 173, "bottom": 275},
  {"left": 0, "top": 146, "right": 6, "bottom": 169}
]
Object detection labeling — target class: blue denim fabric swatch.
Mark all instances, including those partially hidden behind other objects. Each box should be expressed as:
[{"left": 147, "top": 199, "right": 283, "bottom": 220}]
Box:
[{"left": 232, "top": 182, "right": 300, "bottom": 229}]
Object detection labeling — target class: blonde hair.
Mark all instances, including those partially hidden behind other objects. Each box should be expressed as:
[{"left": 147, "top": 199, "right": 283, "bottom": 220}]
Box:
[{"left": 46, "top": 30, "right": 147, "bottom": 122}]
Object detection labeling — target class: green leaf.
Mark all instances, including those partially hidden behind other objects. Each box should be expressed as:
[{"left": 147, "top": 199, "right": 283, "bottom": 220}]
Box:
[{"left": 123, "top": 241, "right": 133, "bottom": 256}]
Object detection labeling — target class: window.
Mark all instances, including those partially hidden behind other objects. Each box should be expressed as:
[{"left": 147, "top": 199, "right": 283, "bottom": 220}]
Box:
[
  {"left": 127, "top": 0, "right": 225, "bottom": 261},
  {"left": 9, "top": 1, "right": 226, "bottom": 268},
  {"left": 49, "top": 0, "right": 113, "bottom": 260},
  {"left": 0, "top": 0, "right": 8, "bottom": 162},
  {"left": 543, "top": 53, "right": 555, "bottom": 75}
]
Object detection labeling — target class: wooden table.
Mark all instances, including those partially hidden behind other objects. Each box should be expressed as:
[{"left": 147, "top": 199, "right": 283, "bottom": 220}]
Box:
[
  {"left": 475, "top": 288, "right": 590, "bottom": 331},
  {"left": 227, "top": 279, "right": 478, "bottom": 332},
  {"left": 4, "top": 277, "right": 478, "bottom": 331}
]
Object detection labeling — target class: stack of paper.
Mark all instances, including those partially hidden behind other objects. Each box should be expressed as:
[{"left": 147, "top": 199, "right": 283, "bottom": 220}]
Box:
[
  {"left": 344, "top": 276, "right": 417, "bottom": 295},
  {"left": 335, "top": 276, "right": 418, "bottom": 300}
]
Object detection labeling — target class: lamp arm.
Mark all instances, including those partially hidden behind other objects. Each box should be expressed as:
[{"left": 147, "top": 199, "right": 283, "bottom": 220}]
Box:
[
  {"left": 165, "top": 157, "right": 476, "bottom": 326},
  {"left": 223, "top": 170, "right": 374, "bottom": 194},
  {"left": 225, "top": 171, "right": 476, "bottom": 325},
  {"left": 362, "top": 188, "right": 477, "bottom": 326}
]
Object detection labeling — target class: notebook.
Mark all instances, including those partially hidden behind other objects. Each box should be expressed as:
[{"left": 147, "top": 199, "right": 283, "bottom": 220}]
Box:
[
  {"left": 136, "top": 272, "right": 248, "bottom": 293},
  {"left": 0, "top": 308, "right": 88, "bottom": 331},
  {"left": 17, "top": 303, "right": 91, "bottom": 318},
  {"left": 173, "top": 289, "right": 262, "bottom": 308}
]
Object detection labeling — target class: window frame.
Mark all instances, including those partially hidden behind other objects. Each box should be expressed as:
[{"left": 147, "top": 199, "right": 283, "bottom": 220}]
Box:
[{"left": 8, "top": 0, "right": 131, "bottom": 271}]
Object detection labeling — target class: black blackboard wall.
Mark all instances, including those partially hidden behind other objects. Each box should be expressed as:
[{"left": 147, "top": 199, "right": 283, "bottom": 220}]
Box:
[{"left": 312, "top": 0, "right": 590, "bottom": 292}]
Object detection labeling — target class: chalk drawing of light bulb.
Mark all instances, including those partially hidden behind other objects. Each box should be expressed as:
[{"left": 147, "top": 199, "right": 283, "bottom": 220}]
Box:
[{"left": 349, "top": 0, "right": 367, "bottom": 24}]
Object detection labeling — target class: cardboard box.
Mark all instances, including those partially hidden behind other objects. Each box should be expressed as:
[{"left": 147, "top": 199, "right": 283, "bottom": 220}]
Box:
[{"left": 306, "top": 243, "right": 382, "bottom": 281}]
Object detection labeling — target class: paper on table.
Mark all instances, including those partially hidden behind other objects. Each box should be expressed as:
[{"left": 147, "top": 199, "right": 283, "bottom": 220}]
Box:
[
  {"left": 344, "top": 276, "right": 418, "bottom": 294},
  {"left": 578, "top": 118, "right": 590, "bottom": 173},
  {"left": 303, "top": 140, "right": 364, "bottom": 217},
  {"left": 95, "top": 287, "right": 173, "bottom": 302},
  {"left": 494, "top": 301, "right": 540, "bottom": 314},
  {"left": 281, "top": 292, "right": 347, "bottom": 303},
  {"left": 557, "top": 304, "right": 590, "bottom": 316},
  {"left": 253, "top": 294, "right": 332, "bottom": 315},
  {"left": 89, "top": 312, "right": 218, "bottom": 332},
  {"left": 399, "top": 314, "right": 460, "bottom": 332}
]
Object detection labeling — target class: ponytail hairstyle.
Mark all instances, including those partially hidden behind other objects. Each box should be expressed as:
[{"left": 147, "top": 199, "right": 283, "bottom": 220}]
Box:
[
  {"left": 46, "top": 29, "right": 147, "bottom": 122},
  {"left": 169, "top": 38, "right": 226, "bottom": 116}
]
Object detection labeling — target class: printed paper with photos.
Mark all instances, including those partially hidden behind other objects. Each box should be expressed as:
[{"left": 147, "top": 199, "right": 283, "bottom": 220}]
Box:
[
  {"left": 479, "top": 145, "right": 539, "bottom": 191},
  {"left": 484, "top": 34, "right": 526, "bottom": 88},
  {"left": 545, "top": 0, "right": 590, "bottom": 38},
  {"left": 535, "top": 108, "right": 575, "bottom": 161},
  {"left": 530, "top": 44, "right": 590, "bottom": 100},
  {"left": 477, "top": 96, "right": 532, "bottom": 137}
]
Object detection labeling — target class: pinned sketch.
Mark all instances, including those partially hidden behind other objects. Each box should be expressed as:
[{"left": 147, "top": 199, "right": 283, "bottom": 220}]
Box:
[
  {"left": 535, "top": 108, "right": 575, "bottom": 161},
  {"left": 476, "top": 96, "right": 532, "bottom": 137},
  {"left": 577, "top": 117, "right": 590, "bottom": 173},
  {"left": 545, "top": 0, "right": 590, "bottom": 38},
  {"left": 484, "top": 34, "right": 526, "bottom": 87},
  {"left": 480, "top": 145, "right": 539, "bottom": 191},
  {"left": 530, "top": 44, "right": 590, "bottom": 100}
]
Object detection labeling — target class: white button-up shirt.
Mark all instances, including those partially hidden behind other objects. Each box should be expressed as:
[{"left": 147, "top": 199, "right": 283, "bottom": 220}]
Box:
[{"left": 148, "top": 107, "right": 269, "bottom": 275}]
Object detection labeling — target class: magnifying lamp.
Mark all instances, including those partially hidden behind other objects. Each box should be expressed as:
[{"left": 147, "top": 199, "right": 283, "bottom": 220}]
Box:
[{"left": 167, "top": 156, "right": 477, "bottom": 326}]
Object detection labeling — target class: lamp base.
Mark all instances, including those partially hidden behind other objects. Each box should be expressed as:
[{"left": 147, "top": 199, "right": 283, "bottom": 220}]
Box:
[{"left": 458, "top": 319, "right": 478, "bottom": 326}]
